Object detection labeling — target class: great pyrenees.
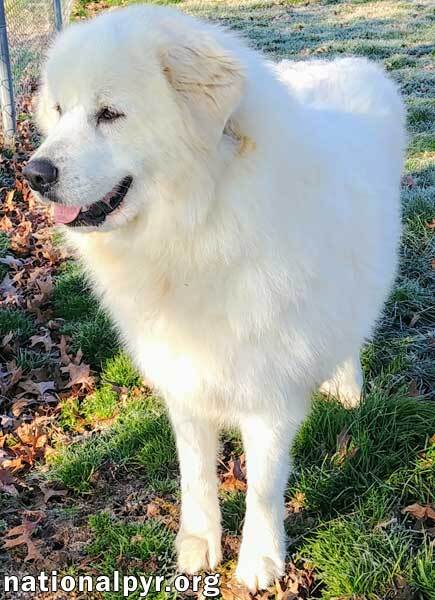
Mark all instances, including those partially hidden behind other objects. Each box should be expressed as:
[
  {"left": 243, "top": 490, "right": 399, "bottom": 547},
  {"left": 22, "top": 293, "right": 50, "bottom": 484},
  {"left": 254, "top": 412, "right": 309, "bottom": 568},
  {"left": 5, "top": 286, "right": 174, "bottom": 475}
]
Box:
[{"left": 24, "top": 4, "right": 405, "bottom": 591}]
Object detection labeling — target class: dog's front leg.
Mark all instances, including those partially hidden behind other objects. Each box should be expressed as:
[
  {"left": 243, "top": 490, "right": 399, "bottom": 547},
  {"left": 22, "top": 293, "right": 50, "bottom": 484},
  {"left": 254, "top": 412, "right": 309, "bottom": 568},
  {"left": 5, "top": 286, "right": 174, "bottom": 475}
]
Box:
[
  {"left": 236, "top": 412, "right": 296, "bottom": 592},
  {"left": 170, "top": 411, "right": 222, "bottom": 573}
]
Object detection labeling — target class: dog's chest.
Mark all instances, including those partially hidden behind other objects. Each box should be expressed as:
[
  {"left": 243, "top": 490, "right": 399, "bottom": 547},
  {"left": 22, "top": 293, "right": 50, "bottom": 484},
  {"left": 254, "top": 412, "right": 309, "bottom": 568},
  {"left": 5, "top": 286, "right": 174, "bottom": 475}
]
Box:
[
  {"left": 82, "top": 240, "right": 236, "bottom": 349},
  {"left": 101, "top": 263, "right": 242, "bottom": 401}
]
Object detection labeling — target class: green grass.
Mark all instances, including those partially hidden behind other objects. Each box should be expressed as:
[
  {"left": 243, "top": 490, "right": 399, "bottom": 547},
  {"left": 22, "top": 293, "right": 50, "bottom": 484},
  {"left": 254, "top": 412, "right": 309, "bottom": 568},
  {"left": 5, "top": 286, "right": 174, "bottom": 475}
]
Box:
[
  {"left": 385, "top": 54, "right": 417, "bottom": 71},
  {"left": 407, "top": 99, "right": 435, "bottom": 132},
  {"left": 82, "top": 386, "right": 119, "bottom": 421},
  {"left": 51, "top": 396, "right": 177, "bottom": 493},
  {"left": 221, "top": 491, "right": 246, "bottom": 535},
  {"left": 0, "top": 231, "right": 9, "bottom": 255},
  {"left": 16, "top": 347, "right": 53, "bottom": 371},
  {"left": 291, "top": 393, "right": 435, "bottom": 516},
  {"left": 413, "top": 541, "right": 435, "bottom": 599},
  {"left": 57, "top": 350, "right": 142, "bottom": 430},
  {"left": 53, "top": 261, "right": 120, "bottom": 368},
  {"left": 53, "top": 261, "right": 99, "bottom": 321},
  {"left": 58, "top": 397, "right": 83, "bottom": 432},
  {"left": 409, "top": 134, "right": 435, "bottom": 156},
  {"left": 87, "top": 512, "right": 175, "bottom": 600},
  {"left": 59, "top": 386, "right": 120, "bottom": 431},
  {"left": 102, "top": 352, "right": 142, "bottom": 388},
  {"left": 0, "top": 308, "right": 35, "bottom": 340},
  {"left": 299, "top": 490, "right": 432, "bottom": 600},
  {"left": 63, "top": 314, "right": 119, "bottom": 369}
]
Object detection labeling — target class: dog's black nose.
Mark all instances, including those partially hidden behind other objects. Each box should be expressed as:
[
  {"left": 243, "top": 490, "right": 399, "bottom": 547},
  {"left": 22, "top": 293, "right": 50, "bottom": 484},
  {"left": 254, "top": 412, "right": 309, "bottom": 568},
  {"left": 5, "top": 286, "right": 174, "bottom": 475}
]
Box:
[{"left": 23, "top": 159, "right": 58, "bottom": 193}]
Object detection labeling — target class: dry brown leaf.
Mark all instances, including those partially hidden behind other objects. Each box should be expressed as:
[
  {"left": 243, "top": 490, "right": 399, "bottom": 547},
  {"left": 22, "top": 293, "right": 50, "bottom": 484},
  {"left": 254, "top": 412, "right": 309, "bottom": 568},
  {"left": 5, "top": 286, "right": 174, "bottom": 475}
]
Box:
[
  {"left": 223, "top": 534, "right": 240, "bottom": 555},
  {"left": 2, "top": 331, "right": 14, "bottom": 347},
  {"left": 0, "top": 455, "right": 25, "bottom": 472},
  {"left": 221, "top": 456, "right": 247, "bottom": 492},
  {"left": 42, "top": 487, "right": 68, "bottom": 503},
  {"left": 0, "top": 468, "right": 19, "bottom": 496},
  {"left": 402, "top": 175, "right": 415, "bottom": 189},
  {"left": 221, "top": 579, "right": 252, "bottom": 600},
  {"left": 58, "top": 335, "right": 71, "bottom": 365},
  {"left": 11, "top": 398, "right": 35, "bottom": 417},
  {"left": 5, "top": 189, "right": 15, "bottom": 206},
  {"left": 3, "top": 518, "right": 43, "bottom": 562},
  {"left": 287, "top": 492, "right": 306, "bottom": 514},
  {"left": 61, "top": 362, "right": 94, "bottom": 389},
  {"left": 335, "top": 427, "right": 357, "bottom": 464},
  {"left": 276, "top": 574, "right": 299, "bottom": 598},
  {"left": 0, "top": 215, "right": 14, "bottom": 232},
  {"left": 29, "top": 332, "right": 53, "bottom": 352},
  {"left": 16, "top": 423, "right": 47, "bottom": 448},
  {"left": 146, "top": 502, "right": 160, "bottom": 518},
  {"left": 402, "top": 503, "right": 435, "bottom": 520},
  {"left": 36, "top": 275, "right": 54, "bottom": 298}
]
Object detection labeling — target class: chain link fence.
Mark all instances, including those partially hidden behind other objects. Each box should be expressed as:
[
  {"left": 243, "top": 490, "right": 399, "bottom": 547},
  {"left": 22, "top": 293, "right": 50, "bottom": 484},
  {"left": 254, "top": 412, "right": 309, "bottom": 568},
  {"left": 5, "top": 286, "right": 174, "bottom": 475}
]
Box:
[{"left": 0, "top": 0, "right": 74, "bottom": 145}]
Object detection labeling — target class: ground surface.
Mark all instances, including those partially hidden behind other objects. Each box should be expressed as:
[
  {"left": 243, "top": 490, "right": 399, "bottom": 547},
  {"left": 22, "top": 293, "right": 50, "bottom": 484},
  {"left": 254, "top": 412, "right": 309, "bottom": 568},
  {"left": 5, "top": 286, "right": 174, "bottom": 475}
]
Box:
[{"left": 0, "top": 0, "right": 434, "bottom": 599}]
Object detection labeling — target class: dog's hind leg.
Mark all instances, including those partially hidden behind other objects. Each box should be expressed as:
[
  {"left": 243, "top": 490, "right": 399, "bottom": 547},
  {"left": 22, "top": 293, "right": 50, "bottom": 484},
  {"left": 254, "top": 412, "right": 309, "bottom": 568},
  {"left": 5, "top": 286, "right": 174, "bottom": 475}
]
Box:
[
  {"left": 320, "top": 356, "right": 363, "bottom": 408},
  {"left": 170, "top": 412, "right": 222, "bottom": 573}
]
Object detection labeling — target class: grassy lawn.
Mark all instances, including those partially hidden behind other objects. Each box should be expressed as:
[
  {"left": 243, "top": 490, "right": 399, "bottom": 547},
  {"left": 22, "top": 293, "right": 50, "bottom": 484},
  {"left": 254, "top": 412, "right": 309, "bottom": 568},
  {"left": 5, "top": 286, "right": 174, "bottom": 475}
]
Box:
[{"left": 1, "top": 0, "right": 434, "bottom": 599}]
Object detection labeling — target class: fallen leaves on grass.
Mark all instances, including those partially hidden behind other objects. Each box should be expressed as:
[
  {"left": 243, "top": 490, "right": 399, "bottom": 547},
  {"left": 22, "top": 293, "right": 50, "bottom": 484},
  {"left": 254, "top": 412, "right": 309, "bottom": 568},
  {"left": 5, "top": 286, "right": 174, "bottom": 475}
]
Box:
[
  {"left": 62, "top": 361, "right": 94, "bottom": 390},
  {"left": 29, "top": 331, "right": 54, "bottom": 352},
  {"left": 220, "top": 455, "right": 247, "bottom": 492},
  {"left": 391, "top": 575, "right": 414, "bottom": 600},
  {"left": 334, "top": 427, "right": 358, "bottom": 465},
  {"left": 0, "top": 467, "right": 19, "bottom": 496},
  {"left": 144, "top": 497, "right": 179, "bottom": 531},
  {"left": 41, "top": 486, "right": 68, "bottom": 504},
  {"left": 3, "top": 514, "right": 44, "bottom": 562},
  {"left": 0, "top": 95, "right": 97, "bottom": 482},
  {"left": 0, "top": 423, "right": 49, "bottom": 472},
  {"left": 222, "top": 533, "right": 241, "bottom": 558},
  {"left": 402, "top": 502, "right": 435, "bottom": 521},
  {"left": 221, "top": 579, "right": 252, "bottom": 600},
  {"left": 220, "top": 562, "right": 313, "bottom": 600},
  {"left": 287, "top": 492, "right": 306, "bottom": 515}
]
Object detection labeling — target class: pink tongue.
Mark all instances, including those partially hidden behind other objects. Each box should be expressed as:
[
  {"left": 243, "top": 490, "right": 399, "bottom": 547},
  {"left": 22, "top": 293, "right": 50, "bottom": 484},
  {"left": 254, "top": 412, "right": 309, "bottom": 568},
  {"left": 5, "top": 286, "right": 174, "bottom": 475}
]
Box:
[{"left": 54, "top": 204, "right": 82, "bottom": 225}]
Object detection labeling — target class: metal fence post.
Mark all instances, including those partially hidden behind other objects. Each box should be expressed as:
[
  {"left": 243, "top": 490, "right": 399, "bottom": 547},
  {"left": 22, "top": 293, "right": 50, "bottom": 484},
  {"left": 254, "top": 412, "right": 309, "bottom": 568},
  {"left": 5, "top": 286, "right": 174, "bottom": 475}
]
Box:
[
  {"left": 0, "top": 0, "right": 16, "bottom": 147},
  {"left": 53, "top": 0, "right": 63, "bottom": 32}
]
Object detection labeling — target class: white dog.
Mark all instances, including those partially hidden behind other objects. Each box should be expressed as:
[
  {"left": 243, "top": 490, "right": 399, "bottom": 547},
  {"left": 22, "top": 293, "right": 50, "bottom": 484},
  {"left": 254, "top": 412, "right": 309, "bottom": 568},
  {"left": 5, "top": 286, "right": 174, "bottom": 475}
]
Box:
[{"left": 24, "top": 5, "right": 405, "bottom": 591}]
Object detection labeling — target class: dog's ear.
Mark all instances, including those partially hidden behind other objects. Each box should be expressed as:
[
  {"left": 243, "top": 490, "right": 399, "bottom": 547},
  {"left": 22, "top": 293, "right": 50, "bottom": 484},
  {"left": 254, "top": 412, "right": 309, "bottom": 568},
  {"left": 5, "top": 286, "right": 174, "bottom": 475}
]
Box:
[{"left": 161, "top": 34, "right": 245, "bottom": 148}]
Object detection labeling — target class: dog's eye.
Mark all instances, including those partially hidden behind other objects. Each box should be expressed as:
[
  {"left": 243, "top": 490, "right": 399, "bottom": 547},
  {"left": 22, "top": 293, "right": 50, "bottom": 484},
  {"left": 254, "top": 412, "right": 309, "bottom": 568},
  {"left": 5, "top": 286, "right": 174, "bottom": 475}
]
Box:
[{"left": 96, "top": 107, "right": 124, "bottom": 125}]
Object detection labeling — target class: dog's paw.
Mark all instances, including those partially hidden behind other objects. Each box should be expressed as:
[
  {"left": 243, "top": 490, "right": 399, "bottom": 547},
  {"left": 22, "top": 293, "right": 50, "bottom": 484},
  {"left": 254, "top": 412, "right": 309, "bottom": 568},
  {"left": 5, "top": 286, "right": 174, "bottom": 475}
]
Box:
[
  {"left": 176, "top": 530, "right": 222, "bottom": 574},
  {"left": 236, "top": 548, "right": 284, "bottom": 593}
]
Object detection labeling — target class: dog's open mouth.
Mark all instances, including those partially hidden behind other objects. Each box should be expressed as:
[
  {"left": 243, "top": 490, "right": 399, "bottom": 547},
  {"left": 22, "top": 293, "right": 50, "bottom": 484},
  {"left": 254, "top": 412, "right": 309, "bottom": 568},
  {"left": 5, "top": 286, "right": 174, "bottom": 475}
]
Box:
[{"left": 54, "top": 176, "right": 133, "bottom": 227}]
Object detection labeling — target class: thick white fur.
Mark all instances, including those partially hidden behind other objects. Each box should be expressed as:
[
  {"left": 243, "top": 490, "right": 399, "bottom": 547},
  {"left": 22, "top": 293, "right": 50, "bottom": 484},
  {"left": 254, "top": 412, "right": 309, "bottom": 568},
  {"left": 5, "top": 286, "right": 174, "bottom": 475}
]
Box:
[{"left": 32, "top": 5, "right": 405, "bottom": 591}]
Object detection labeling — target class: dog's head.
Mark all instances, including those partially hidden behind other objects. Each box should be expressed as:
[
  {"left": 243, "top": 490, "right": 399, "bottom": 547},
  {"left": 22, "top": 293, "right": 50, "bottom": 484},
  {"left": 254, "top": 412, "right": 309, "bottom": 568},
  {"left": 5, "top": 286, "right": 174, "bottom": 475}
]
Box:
[{"left": 24, "top": 6, "right": 244, "bottom": 232}]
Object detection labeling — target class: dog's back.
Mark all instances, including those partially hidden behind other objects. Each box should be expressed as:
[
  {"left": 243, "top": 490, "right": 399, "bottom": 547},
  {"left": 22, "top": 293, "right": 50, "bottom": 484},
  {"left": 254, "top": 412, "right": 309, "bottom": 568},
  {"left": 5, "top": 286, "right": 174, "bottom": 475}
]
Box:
[{"left": 275, "top": 57, "right": 405, "bottom": 120}]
